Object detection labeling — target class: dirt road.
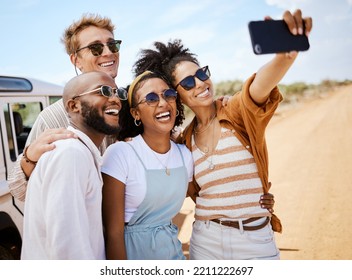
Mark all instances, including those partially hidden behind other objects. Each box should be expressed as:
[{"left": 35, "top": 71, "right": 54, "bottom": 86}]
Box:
[{"left": 176, "top": 84, "right": 352, "bottom": 260}]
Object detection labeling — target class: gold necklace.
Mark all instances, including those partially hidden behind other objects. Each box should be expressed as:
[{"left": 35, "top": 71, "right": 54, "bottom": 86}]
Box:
[
  {"left": 194, "top": 117, "right": 216, "bottom": 170},
  {"left": 194, "top": 113, "right": 217, "bottom": 134},
  {"left": 151, "top": 148, "right": 171, "bottom": 175}
]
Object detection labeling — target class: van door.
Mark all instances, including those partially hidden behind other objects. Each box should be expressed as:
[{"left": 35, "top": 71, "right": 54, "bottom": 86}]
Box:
[
  {"left": 0, "top": 96, "right": 50, "bottom": 259},
  {"left": 0, "top": 97, "right": 49, "bottom": 164}
]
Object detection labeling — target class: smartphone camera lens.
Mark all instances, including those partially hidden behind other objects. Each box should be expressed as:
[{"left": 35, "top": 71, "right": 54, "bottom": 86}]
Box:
[{"left": 254, "top": 44, "right": 262, "bottom": 54}]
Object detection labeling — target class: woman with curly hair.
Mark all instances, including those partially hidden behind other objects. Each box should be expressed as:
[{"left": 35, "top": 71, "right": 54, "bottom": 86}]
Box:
[
  {"left": 130, "top": 10, "right": 312, "bottom": 260},
  {"left": 101, "top": 71, "right": 193, "bottom": 259}
]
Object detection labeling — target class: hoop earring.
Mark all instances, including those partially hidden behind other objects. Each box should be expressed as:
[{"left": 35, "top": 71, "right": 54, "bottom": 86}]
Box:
[
  {"left": 134, "top": 118, "right": 141, "bottom": 126},
  {"left": 176, "top": 109, "right": 179, "bottom": 116}
]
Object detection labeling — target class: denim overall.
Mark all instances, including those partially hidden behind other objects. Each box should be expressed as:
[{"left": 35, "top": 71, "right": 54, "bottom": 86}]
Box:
[{"left": 124, "top": 143, "right": 188, "bottom": 260}]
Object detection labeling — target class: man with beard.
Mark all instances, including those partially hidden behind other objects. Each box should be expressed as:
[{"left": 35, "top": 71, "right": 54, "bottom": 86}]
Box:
[
  {"left": 21, "top": 72, "right": 125, "bottom": 259},
  {"left": 8, "top": 13, "right": 122, "bottom": 201}
]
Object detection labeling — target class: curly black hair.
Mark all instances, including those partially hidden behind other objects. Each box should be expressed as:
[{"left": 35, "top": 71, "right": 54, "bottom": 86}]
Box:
[
  {"left": 133, "top": 39, "right": 200, "bottom": 88},
  {"left": 117, "top": 71, "right": 185, "bottom": 141}
]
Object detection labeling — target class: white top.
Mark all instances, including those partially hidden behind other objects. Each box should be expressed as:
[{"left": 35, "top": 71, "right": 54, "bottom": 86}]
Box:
[
  {"left": 21, "top": 126, "right": 105, "bottom": 260},
  {"left": 101, "top": 134, "right": 194, "bottom": 222}
]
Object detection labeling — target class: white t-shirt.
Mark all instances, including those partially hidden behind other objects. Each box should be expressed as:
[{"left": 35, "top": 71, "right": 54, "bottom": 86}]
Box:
[{"left": 101, "top": 135, "right": 193, "bottom": 222}]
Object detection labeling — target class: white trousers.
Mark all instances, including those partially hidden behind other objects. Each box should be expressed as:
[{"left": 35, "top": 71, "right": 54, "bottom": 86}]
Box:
[{"left": 189, "top": 217, "right": 280, "bottom": 260}]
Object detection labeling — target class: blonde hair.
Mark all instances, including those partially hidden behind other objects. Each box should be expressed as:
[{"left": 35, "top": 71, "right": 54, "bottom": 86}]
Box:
[{"left": 61, "top": 13, "right": 115, "bottom": 55}]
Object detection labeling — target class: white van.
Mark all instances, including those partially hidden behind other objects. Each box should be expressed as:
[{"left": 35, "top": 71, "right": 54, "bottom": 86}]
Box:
[{"left": 0, "top": 75, "right": 63, "bottom": 259}]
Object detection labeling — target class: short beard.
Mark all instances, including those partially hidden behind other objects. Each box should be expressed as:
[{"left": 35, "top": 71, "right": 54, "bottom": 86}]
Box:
[{"left": 81, "top": 101, "right": 120, "bottom": 135}]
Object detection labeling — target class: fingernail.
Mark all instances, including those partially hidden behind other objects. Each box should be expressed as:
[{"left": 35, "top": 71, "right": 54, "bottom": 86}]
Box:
[
  {"left": 298, "top": 27, "right": 303, "bottom": 35},
  {"left": 292, "top": 28, "right": 297, "bottom": 35}
]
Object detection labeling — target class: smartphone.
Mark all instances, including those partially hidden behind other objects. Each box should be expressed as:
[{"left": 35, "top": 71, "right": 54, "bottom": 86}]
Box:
[{"left": 248, "top": 20, "right": 310, "bottom": 55}]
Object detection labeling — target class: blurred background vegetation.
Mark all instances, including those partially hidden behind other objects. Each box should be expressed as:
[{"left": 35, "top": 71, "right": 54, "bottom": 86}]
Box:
[{"left": 182, "top": 79, "right": 352, "bottom": 123}]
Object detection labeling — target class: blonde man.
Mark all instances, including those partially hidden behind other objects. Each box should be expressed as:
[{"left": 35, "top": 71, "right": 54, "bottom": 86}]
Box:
[{"left": 8, "top": 14, "right": 122, "bottom": 201}]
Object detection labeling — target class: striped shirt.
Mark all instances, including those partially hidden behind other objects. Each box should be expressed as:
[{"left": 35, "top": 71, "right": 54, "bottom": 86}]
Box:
[{"left": 192, "top": 127, "right": 269, "bottom": 221}]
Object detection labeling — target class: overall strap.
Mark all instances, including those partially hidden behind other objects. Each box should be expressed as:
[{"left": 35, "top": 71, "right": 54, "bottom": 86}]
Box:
[
  {"left": 175, "top": 144, "right": 186, "bottom": 167},
  {"left": 126, "top": 142, "right": 147, "bottom": 171}
]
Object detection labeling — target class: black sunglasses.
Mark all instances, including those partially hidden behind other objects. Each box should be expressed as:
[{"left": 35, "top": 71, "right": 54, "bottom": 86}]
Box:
[
  {"left": 76, "top": 40, "right": 122, "bottom": 57},
  {"left": 175, "top": 66, "right": 211, "bottom": 91},
  {"left": 136, "top": 89, "right": 177, "bottom": 107},
  {"left": 72, "top": 85, "right": 128, "bottom": 100}
]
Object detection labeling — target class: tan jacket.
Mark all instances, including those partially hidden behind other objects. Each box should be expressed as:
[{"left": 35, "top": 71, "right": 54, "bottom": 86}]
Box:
[{"left": 179, "top": 73, "right": 283, "bottom": 233}]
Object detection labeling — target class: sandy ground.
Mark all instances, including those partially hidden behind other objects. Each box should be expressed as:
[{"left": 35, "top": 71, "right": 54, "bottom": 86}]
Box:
[{"left": 175, "top": 84, "right": 352, "bottom": 260}]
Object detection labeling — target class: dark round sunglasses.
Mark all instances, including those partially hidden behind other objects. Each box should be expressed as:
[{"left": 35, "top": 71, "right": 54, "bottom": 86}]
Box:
[
  {"left": 175, "top": 65, "right": 211, "bottom": 91},
  {"left": 136, "top": 89, "right": 177, "bottom": 107},
  {"left": 76, "top": 40, "right": 122, "bottom": 57},
  {"left": 72, "top": 85, "right": 128, "bottom": 100}
]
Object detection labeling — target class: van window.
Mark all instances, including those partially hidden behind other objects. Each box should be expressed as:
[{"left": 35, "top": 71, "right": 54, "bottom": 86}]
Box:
[
  {"left": 3, "top": 101, "right": 43, "bottom": 160},
  {"left": 0, "top": 76, "right": 32, "bottom": 92},
  {"left": 49, "top": 96, "right": 61, "bottom": 105}
]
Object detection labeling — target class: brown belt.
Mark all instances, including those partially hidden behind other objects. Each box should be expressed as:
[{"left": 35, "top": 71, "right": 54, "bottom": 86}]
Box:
[{"left": 211, "top": 217, "right": 270, "bottom": 231}]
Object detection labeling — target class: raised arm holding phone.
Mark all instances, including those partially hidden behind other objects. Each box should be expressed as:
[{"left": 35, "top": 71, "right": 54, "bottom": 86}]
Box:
[{"left": 131, "top": 9, "right": 312, "bottom": 259}]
